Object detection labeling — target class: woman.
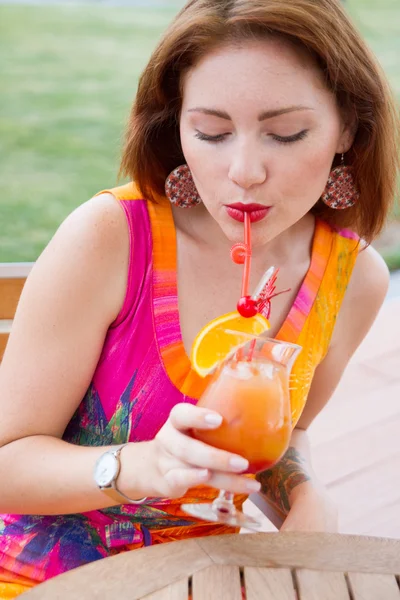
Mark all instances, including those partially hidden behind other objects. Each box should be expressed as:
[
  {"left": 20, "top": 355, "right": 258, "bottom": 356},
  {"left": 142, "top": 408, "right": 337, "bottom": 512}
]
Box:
[{"left": 0, "top": 0, "right": 398, "bottom": 596}]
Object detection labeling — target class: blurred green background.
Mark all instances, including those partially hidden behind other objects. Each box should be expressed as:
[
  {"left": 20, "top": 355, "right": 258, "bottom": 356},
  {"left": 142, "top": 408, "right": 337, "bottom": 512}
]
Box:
[{"left": 0, "top": 0, "right": 399, "bottom": 264}]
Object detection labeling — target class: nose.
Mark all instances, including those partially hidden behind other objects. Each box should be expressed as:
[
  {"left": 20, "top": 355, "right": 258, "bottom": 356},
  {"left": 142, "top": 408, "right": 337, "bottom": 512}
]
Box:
[{"left": 228, "top": 142, "right": 267, "bottom": 190}]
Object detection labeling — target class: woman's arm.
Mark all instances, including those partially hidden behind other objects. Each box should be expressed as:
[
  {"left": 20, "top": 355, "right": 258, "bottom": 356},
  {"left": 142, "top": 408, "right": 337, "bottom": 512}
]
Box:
[
  {"left": 256, "top": 245, "right": 390, "bottom": 531},
  {"left": 256, "top": 428, "right": 338, "bottom": 531},
  {"left": 256, "top": 428, "right": 314, "bottom": 520},
  {"left": 0, "top": 193, "right": 138, "bottom": 514}
]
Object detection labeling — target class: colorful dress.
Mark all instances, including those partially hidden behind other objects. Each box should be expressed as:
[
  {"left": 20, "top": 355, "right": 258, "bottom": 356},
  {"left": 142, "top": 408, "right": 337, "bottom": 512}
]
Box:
[{"left": 0, "top": 183, "right": 360, "bottom": 598}]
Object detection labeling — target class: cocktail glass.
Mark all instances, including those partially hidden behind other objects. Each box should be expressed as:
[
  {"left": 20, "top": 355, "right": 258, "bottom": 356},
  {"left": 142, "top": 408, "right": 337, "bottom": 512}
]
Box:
[{"left": 181, "top": 334, "right": 301, "bottom": 530}]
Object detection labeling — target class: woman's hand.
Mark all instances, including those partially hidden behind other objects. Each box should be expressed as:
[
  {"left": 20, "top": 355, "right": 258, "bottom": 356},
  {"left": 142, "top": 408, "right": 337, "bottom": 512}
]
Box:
[
  {"left": 280, "top": 484, "right": 338, "bottom": 533},
  {"left": 143, "top": 403, "right": 261, "bottom": 499}
]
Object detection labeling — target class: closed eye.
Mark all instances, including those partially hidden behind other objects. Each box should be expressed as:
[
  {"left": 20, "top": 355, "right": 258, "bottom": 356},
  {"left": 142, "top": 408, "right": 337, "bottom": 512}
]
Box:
[
  {"left": 194, "top": 129, "right": 309, "bottom": 144},
  {"left": 194, "top": 131, "right": 230, "bottom": 143},
  {"left": 271, "top": 130, "right": 309, "bottom": 144}
]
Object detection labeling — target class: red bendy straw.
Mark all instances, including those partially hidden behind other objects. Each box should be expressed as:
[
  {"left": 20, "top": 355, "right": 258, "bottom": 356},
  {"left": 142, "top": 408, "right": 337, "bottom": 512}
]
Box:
[
  {"left": 241, "top": 213, "right": 252, "bottom": 297},
  {"left": 231, "top": 214, "right": 287, "bottom": 323},
  {"left": 231, "top": 212, "right": 290, "bottom": 341},
  {"left": 230, "top": 214, "right": 258, "bottom": 319}
]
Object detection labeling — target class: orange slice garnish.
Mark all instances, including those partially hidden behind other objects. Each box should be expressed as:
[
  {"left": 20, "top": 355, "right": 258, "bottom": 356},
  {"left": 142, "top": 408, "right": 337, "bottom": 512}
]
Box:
[{"left": 190, "top": 311, "right": 270, "bottom": 378}]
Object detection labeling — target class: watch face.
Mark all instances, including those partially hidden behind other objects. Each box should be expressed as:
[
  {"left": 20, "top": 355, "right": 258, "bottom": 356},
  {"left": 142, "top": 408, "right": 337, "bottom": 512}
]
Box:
[{"left": 94, "top": 453, "right": 118, "bottom": 487}]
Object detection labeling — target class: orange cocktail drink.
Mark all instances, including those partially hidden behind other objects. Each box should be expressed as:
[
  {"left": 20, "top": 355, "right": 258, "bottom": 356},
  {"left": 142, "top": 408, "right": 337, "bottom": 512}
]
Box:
[{"left": 193, "top": 355, "right": 292, "bottom": 474}]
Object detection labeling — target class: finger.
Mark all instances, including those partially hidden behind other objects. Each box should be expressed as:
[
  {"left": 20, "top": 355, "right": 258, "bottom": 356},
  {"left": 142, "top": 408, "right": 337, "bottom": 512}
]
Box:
[
  {"left": 207, "top": 472, "right": 261, "bottom": 495},
  {"left": 164, "top": 467, "right": 211, "bottom": 497},
  {"left": 169, "top": 403, "right": 223, "bottom": 431},
  {"left": 158, "top": 424, "right": 250, "bottom": 474}
]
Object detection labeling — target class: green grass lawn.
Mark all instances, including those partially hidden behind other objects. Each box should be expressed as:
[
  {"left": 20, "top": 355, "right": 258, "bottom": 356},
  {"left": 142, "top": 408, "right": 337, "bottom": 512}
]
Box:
[{"left": 0, "top": 0, "right": 399, "bottom": 262}]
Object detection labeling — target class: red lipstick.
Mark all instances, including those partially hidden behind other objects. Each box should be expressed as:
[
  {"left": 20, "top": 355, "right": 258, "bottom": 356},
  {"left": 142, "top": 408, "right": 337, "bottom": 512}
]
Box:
[{"left": 225, "top": 202, "right": 270, "bottom": 223}]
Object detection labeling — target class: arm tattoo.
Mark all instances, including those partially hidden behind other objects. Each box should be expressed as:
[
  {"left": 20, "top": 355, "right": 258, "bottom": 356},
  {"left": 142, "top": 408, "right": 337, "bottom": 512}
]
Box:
[{"left": 255, "top": 447, "right": 311, "bottom": 515}]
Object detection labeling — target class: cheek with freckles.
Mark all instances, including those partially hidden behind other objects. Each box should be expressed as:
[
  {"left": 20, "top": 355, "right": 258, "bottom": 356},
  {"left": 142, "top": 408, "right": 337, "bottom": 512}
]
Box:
[
  {"left": 183, "top": 150, "right": 226, "bottom": 207},
  {"left": 277, "top": 143, "right": 337, "bottom": 214}
]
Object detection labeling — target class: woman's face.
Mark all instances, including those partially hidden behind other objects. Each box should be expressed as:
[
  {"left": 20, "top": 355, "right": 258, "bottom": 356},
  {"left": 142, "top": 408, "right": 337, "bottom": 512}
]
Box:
[{"left": 179, "top": 38, "right": 353, "bottom": 246}]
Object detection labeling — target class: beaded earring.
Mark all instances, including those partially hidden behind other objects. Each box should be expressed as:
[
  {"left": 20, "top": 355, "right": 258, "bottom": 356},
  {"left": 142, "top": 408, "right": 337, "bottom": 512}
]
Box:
[
  {"left": 321, "top": 154, "right": 360, "bottom": 209},
  {"left": 165, "top": 164, "right": 202, "bottom": 208}
]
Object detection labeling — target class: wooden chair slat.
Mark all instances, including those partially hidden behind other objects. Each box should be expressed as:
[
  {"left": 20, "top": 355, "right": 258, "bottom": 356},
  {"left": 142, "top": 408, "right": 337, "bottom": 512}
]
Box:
[
  {"left": 192, "top": 566, "right": 242, "bottom": 600},
  {"left": 296, "top": 570, "right": 350, "bottom": 600},
  {"left": 0, "top": 330, "right": 11, "bottom": 361},
  {"left": 0, "top": 278, "right": 26, "bottom": 319},
  {"left": 244, "top": 567, "right": 296, "bottom": 600},
  {"left": 347, "top": 572, "right": 400, "bottom": 600}
]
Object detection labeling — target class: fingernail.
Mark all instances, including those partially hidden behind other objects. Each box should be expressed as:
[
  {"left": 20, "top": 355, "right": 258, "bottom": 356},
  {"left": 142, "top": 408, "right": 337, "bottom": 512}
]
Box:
[
  {"left": 246, "top": 480, "right": 261, "bottom": 492},
  {"left": 197, "top": 469, "right": 209, "bottom": 481},
  {"left": 204, "top": 413, "right": 223, "bottom": 427},
  {"left": 229, "top": 457, "right": 249, "bottom": 471}
]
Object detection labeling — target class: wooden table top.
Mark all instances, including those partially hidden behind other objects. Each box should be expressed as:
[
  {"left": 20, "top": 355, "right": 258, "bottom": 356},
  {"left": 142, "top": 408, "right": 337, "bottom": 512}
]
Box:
[{"left": 22, "top": 532, "right": 400, "bottom": 599}]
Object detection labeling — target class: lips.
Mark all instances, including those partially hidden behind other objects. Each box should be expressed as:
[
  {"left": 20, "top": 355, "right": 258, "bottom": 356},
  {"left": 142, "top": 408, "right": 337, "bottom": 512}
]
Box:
[{"left": 225, "top": 202, "right": 271, "bottom": 223}]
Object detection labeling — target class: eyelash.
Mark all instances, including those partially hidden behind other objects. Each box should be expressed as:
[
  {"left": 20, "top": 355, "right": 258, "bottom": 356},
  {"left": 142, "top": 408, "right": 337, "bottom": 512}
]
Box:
[
  {"left": 273, "top": 130, "right": 309, "bottom": 144},
  {"left": 195, "top": 131, "right": 227, "bottom": 143},
  {"left": 194, "top": 130, "right": 309, "bottom": 144}
]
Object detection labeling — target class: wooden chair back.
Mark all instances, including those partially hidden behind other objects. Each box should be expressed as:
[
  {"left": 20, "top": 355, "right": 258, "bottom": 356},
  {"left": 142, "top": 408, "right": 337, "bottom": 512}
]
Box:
[
  {"left": 22, "top": 532, "right": 400, "bottom": 600},
  {"left": 0, "top": 263, "right": 33, "bottom": 361}
]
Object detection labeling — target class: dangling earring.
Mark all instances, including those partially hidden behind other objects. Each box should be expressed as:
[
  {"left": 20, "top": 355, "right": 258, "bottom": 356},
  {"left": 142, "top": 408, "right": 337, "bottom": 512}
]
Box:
[
  {"left": 165, "top": 164, "right": 202, "bottom": 208},
  {"left": 321, "top": 154, "right": 360, "bottom": 210}
]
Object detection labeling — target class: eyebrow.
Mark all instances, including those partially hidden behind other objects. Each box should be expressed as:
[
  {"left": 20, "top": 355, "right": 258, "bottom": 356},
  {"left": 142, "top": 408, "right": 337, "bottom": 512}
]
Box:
[{"left": 187, "top": 106, "right": 313, "bottom": 121}]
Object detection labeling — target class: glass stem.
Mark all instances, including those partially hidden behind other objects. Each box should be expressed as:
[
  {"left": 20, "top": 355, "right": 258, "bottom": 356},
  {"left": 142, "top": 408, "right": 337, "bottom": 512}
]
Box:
[{"left": 212, "top": 490, "right": 237, "bottom": 516}]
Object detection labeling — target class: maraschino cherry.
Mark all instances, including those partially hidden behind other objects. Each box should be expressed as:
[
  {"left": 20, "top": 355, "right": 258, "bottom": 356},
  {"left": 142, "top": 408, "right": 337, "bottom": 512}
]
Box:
[{"left": 237, "top": 295, "right": 258, "bottom": 318}]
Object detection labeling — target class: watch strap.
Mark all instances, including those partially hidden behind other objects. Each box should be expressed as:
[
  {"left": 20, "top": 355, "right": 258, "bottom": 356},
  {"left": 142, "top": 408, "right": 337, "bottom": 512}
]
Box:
[{"left": 98, "top": 444, "right": 148, "bottom": 505}]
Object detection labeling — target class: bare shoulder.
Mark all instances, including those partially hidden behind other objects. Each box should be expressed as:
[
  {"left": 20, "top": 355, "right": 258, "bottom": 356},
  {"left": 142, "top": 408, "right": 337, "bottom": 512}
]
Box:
[
  {"left": 53, "top": 192, "right": 129, "bottom": 263},
  {"left": 333, "top": 243, "right": 389, "bottom": 349},
  {"left": 30, "top": 191, "right": 130, "bottom": 321},
  {"left": 346, "top": 243, "right": 389, "bottom": 304}
]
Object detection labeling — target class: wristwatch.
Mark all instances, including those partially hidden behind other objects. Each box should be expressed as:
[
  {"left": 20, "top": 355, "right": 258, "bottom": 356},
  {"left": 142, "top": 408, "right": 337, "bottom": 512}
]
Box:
[{"left": 93, "top": 444, "right": 147, "bottom": 505}]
